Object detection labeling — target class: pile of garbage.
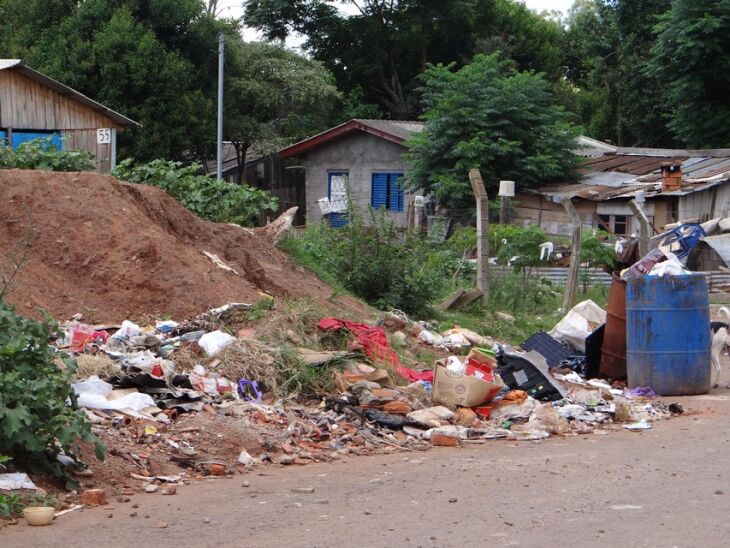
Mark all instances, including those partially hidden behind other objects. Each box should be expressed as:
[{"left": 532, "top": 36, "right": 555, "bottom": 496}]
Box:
[{"left": 46, "top": 293, "right": 684, "bottom": 497}]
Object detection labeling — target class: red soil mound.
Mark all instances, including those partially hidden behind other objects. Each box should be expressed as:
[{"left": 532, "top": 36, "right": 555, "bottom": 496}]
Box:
[{"left": 0, "top": 169, "right": 364, "bottom": 322}]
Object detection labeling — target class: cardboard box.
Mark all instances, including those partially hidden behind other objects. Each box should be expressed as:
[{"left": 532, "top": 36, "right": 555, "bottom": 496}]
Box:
[{"left": 433, "top": 349, "right": 504, "bottom": 408}]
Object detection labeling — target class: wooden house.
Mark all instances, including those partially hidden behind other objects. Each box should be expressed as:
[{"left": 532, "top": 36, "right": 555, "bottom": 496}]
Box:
[
  {"left": 513, "top": 143, "right": 730, "bottom": 237},
  {"left": 0, "top": 59, "right": 138, "bottom": 172}
]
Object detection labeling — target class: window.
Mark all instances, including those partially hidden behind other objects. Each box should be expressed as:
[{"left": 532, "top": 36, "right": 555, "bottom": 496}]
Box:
[
  {"left": 11, "top": 130, "right": 63, "bottom": 150},
  {"left": 328, "top": 172, "right": 349, "bottom": 227},
  {"left": 597, "top": 214, "right": 630, "bottom": 236},
  {"left": 371, "top": 172, "right": 404, "bottom": 212}
]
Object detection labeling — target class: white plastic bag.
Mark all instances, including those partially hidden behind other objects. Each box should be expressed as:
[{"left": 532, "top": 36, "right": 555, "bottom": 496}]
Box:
[
  {"left": 549, "top": 300, "right": 606, "bottom": 352},
  {"left": 76, "top": 391, "right": 156, "bottom": 413},
  {"left": 72, "top": 376, "right": 113, "bottom": 397},
  {"left": 198, "top": 330, "right": 235, "bottom": 356},
  {"left": 649, "top": 252, "right": 689, "bottom": 276}
]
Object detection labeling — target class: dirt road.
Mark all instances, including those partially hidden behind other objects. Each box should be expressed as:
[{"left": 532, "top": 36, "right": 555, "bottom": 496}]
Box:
[{"left": 5, "top": 385, "right": 730, "bottom": 548}]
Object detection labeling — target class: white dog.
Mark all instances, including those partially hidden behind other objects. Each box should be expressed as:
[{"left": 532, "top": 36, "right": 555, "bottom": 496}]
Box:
[{"left": 711, "top": 306, "right": 730, "bottom": 388}]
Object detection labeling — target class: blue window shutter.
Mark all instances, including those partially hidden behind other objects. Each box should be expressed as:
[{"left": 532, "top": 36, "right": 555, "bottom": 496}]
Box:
[
  {"left": 388, "top": 173, "right": 405, "bottom": 212},
  {"left": 0, "top": 130, "right": 6, "bottom": 145},
  {"left": 328, "top": 212, "right": 348, "bottom": 227},
  {"left": 371, "top": 173, "right": 388, "bottom": 209}
]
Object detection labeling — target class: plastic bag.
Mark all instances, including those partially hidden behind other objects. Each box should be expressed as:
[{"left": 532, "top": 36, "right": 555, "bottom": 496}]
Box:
[
  {"left": 198, "top": 330, "right": 235, "bottom": 356},
  {"left": 72, "top": 376, "right": 113, "bottom": 397},
  {"left": 549, "top": 300, "right": 606, "bottom": 353},
  {"left": 648, "top": 252, "right": 689, "bottom": 276}
]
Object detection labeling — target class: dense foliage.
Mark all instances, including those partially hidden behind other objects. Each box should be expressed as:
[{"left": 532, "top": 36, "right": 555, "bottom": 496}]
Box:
[
  {"left": 244, "top": 0, "right": 565, "bottom": 119},
  {"left": 648, "top": 0, "right": 730, "bottom": 148},
  {"left": 407, "top": 54, "right": 579, "bottom": 206},
  {"left": 112, "top": 159, "right": 278, "bottom": 226},
  {"left": 0, "top": 301, "right": 104, "bottom": 487},
  {"left": 0, "top": 138, "right": 95, "bottom": 171}
]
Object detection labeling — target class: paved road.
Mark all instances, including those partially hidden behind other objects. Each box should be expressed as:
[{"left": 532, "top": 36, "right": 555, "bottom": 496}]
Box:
[{"left": 5, "top": 387, "right": 730, "bottom": 548}]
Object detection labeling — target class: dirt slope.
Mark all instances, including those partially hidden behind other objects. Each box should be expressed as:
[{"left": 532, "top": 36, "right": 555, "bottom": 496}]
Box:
[{"left": 0, "top": 169, "right": 365, "bottom": 322}]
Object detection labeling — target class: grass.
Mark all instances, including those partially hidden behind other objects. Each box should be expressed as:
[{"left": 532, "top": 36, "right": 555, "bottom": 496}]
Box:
[
  {"left": 433, "top": 279, "right": 609, "bottom": 346},
  {"left": 279, "top": 235, "right": 353, "bottom": 298}
]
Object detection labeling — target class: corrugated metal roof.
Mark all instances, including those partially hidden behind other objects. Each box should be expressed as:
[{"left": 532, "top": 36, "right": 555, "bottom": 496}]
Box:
[
  {"left": 690, "top": 234, "right": 730, "bottom": 268},
  {"left": 0, "top": 59, "right": 138, "bottom": 127}
]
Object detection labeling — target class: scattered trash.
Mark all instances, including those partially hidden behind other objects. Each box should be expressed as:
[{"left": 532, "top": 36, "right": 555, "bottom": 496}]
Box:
[
  {"left": 198, "top": 330, "right": 235, "bottom": 356},
  {"left": 0, "top": 473, "right": 37, "bottom": 491},
  {"left": 80, "top": 489, "right": 107, "bottom": 506},
  {"left": 549, "top": 300, "right": 606, "bottom": 352},
  {"left": 497, "top": 349, "right": 567, "bottom": 401},
  {"left": 433, "top": 350, "right": 503, "bottom": 407},
  {"left": 623, "top": 420, "right": 653, "bottom": 431}
]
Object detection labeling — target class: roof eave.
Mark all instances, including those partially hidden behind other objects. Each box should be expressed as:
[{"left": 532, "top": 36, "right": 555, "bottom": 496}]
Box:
[{"left": 279, "top": 119, "right": 407, "bottom": 159}]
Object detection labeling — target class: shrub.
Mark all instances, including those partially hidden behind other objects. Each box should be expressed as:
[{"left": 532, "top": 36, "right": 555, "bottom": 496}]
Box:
[
  {"left": 112, "top": 159, "right": 278, "bottom": 226},
  {"left": 282, "top": 209, "right": 440, "bottom": 315},
  {"left": 0, "top": 301, "right": 104, "bottom": 487},
  {"left": 0, "top": 137, "right": 95, "bottom": 171}
]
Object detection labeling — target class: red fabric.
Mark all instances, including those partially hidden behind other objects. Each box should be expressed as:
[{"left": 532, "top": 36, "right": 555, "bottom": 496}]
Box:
[
  {"left": 396, "top": 366, "right": 434, "bottom": 383},
  {"left": 317, "top": 318, "right": 434, "bottom": 382}
]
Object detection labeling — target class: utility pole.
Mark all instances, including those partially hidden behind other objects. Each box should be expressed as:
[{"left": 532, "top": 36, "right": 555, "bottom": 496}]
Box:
[
  {"left": 469, "top": 169, "right": 490, "bottom": 304},
  {"left": 216, "top": 33, "right": 225, "bottom": 181}
]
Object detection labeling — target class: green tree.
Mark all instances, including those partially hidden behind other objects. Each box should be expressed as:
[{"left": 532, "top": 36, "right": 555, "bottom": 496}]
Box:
[
  {"left": 246, "top": 1, "right": 525, "bottom": 118},
  {"left": 649, "top": 0, "right": 730, "bottom": 148},
  {"left": 562, "top": 0, "right": 673, "bottom": 147},
  {"left": 475, "top": 0, "right": 564, "bottom": 81},
  {"left": 407, "top": 53, "right": 579, "bottom": 207},
  {"left": 223, "top": 40, "right": 342, "bottom": 182}
]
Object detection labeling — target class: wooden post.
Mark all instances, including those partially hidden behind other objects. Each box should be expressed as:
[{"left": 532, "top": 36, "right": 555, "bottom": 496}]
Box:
[
  {"left": 468, "top": 169, "right": 489, "bottom": 304},
  {"left": 499, "top": 196, "right": 510, "bottom": 224},
  {"left": 562, "top": 197, "right": 582, "bottom": 311},
  {"left": 628, "top": 199, "right": 652, "bottom": 257}
]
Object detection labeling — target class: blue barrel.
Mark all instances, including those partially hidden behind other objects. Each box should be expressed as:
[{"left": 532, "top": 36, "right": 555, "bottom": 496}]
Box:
[{"left": 626, "top": 274, "right": 711, "bottom": 395}]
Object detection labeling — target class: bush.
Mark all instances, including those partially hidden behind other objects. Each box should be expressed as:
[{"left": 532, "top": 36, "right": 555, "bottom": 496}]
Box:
[
  {"left": 282, "top": 209, "right": 440, "bottom": 314},
  {"left": 112, "top": 159, "right": 278, "bottom": 226},
  {"left": 0, "top": 301, "right": 104, "bottom": 487},
  {"left": 0, "top": 137, "right": 95, "bottom": 171}
]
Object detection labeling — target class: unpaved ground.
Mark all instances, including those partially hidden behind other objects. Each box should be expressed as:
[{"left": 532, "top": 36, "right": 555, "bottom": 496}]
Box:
[
  {"left": 6, "top": 375, "right": 730, "bottom": 547},
  {"left": 0, "top": 169, "right": 368, "bottom": 322}
]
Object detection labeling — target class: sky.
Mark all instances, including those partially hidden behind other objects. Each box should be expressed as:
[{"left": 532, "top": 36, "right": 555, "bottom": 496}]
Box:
[{"left": 214, "top": 0, "right": 576, "bottom": 44}]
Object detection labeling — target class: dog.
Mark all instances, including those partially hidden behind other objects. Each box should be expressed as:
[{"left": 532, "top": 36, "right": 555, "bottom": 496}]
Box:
[{"left": 711, "top": 306, "right": 730, "bottom": 388}]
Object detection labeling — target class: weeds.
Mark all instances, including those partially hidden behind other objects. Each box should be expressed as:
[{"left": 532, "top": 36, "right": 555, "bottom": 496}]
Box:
[
  {"left": 112, "top": 159, "right": 277, "bottom": 226},
  {"left": 0, "top": 136, "right": 95, "bottom": 171},
  {"left": 0, "top": 301, "right": 104, "bottom": 488},
  {"left": 0, "top": 492, "right": 57, "bottom": 519}
]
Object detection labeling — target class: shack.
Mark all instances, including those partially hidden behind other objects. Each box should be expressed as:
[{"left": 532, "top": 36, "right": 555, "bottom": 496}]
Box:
[
  {"left": 0, "top": 59, "right": 138, "bottom": 172},
  {"left": 514, "top": 146, "right": 730, "bottom": 236}
]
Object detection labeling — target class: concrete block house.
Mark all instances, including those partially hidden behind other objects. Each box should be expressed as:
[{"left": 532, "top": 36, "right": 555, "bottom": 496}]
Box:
[{"left": 278, "top": 119, "right": 423, "bottom": 227}]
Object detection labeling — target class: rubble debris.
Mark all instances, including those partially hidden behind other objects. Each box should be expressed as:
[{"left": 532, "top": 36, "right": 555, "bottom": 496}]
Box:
[{"left": 80, "top": 489, "right": 107, "bottom": 506}]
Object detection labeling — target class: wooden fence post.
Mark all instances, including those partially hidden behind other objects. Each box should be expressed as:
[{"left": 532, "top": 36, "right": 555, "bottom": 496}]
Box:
[
  {"left": 628, "top": 199, "right": 652, "bottom": 257},
  {"left": 469, "top": 169, "right": 489, "bottom": 304},
  {"left": 562, "top": 197, "right": 582, "bottom": 311}
]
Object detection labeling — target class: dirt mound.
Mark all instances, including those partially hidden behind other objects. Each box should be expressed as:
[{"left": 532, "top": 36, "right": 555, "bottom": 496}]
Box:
[{"left": 0, "top": 169, "right": 366, "bottom": 322}]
